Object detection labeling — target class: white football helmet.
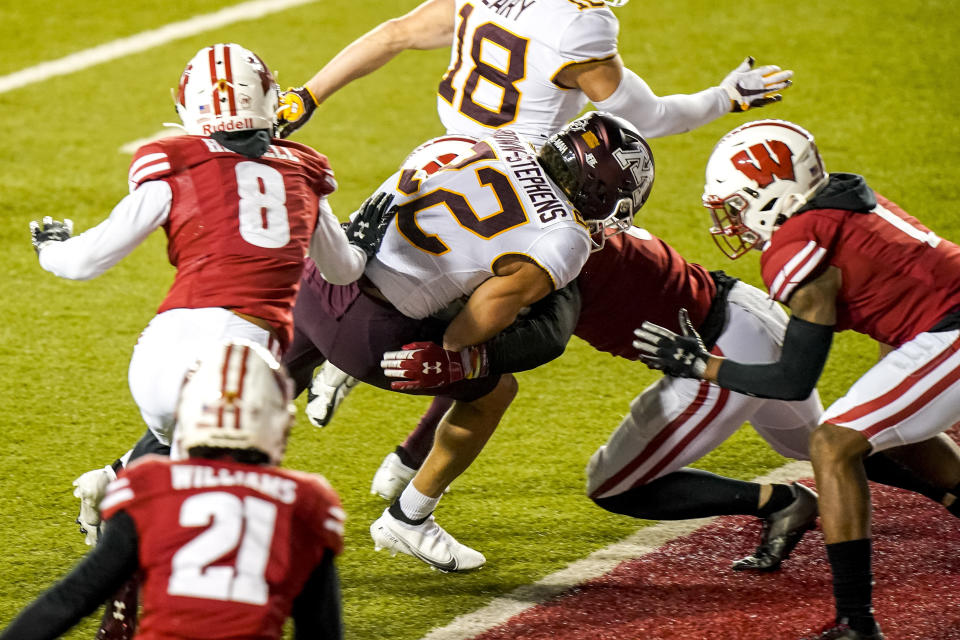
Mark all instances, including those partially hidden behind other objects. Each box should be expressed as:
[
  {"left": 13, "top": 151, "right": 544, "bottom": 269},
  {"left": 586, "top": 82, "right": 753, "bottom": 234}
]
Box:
[
  {"left": 175, "top": 43, "right": 280, "bottom": 136},
  {"left": 703, "top": 119, "right": 828, "bottom": 259},
  {"left": 400, "top": 135, "right": 479, "bottom": 178},
  {"left": 173, "top": 339, "right": 295, "bottom": 465}
]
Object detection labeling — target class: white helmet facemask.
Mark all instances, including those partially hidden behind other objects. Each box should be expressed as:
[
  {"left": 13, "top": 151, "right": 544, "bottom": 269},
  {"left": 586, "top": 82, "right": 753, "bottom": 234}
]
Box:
[
  {"left": 171, "top": 339, "right": 295, "bottom": 465},
  {"left": 174, "top": 43, "right": 279, "bottom": 137},
  {"left": 702, "top": 119, "right": 828, "bottom": 259}
]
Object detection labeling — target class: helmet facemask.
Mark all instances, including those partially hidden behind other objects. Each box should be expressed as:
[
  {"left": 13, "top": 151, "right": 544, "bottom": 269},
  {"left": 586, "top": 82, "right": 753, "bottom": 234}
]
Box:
[{"left": 540, "top": 112, "right": 654, "bottom": 252}]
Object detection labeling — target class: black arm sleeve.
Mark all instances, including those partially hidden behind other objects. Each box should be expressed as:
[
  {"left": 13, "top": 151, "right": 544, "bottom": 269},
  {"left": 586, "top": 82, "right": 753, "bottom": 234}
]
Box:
[
  {"left": 716, "top": 315, "right": 834, "bottom": 401},
  {"left": 291, "top": 550, "right": 343, "bottom": 640},
  {"left": 1, "top": 511, "right": 139, "bottom": 640},
  {"left": 485, "top": 280, "right": 581, "bottom": 374}
]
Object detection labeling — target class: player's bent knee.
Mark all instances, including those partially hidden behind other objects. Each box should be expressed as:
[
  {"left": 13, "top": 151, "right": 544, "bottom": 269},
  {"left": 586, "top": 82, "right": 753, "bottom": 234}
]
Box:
[{"left": 809, "top": 422, "right": 871, "bottom": 466}]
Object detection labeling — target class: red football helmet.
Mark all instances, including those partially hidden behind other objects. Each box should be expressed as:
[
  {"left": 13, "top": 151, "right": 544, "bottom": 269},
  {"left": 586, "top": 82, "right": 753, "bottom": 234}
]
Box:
[{"left": 539, "top": 112, "right": 654, "bottom": 250}]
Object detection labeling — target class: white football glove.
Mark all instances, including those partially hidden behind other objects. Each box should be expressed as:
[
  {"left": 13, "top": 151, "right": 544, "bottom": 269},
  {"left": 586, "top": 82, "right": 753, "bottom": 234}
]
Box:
[
  {"left": 72, "top": 464, "right": 117, "bottom": 546},
  {"left": 305, "top": 362, "right": 359, "bottom": 428},
  {"left": 720, "top": 56, "right": 793, "bottom": 112}
]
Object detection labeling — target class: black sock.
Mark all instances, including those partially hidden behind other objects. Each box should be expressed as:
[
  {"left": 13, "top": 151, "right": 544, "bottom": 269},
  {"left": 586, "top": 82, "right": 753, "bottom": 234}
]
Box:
[
  {"left": 756, "top": 483, "right": 797, "bottom": 518},
  {"left": 826, "top": 538, "right": 876, "bottom": 634},
  {"left": 388, "top": 500, "right": 430, "bottom": 526},
  {"left": 592, "top": 468, "right": 762, "bottom": 520},
  {"left": 394, "top": 445, "right": 421, "bottom": 470},
  {"left": 863, "top": 452, "right": 945, "bottom": 502}
]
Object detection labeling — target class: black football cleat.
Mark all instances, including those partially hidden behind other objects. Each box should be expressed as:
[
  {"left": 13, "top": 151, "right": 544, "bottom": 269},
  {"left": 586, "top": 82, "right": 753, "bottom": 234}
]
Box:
[
  {"left": 802, "top": 618, "right": 884, "bottom": 639},
  {"left": 732, "top": 482, "right": 818, "bottom": 571}
]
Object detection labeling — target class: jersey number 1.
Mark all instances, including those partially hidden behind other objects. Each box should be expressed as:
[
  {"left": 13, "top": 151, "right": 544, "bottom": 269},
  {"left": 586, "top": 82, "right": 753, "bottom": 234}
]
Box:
[{"left": 168, "top": 492, "right": 277, "bottom": 605}]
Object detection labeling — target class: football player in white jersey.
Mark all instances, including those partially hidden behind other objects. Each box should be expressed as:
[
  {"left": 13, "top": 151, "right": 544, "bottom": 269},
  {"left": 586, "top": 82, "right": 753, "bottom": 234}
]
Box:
[
  {"left": 279, "top": 0, "right": 794, "bottom": 429},
  {"left": 277, "top": 0, "right": 793, "bottom": 145},
  {"left": 281, "top": 112, "right": 655, "bottom": 571}
]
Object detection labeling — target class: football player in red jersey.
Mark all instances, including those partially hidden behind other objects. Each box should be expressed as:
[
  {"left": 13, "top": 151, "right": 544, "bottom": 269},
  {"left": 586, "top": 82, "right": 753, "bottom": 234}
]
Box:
[
  {"left": 28, "top": 43, "right": 392, "bottom": 639},
  {"left": 0, "top": 339, "right": 345, "bottom": 640},
  {"left": 635, "top": 120, "right": 960, "bottom": 640},
  {"left": 380, "top": 221, "right": 956, "bottom": 575},
  {"left": 30, "top": 42, "right": 393, "bottom": 528}
]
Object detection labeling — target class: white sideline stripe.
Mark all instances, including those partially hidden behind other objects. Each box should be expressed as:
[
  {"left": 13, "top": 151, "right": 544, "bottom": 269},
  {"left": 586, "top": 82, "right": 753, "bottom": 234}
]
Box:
[
  {"left": 0, "top": 0, "right": 318, "bottom": 95},
  {"left": 120, "top": 129, "right": 181, "bottom": 155},
  {"left": 419, "top": 460, "right": 814, "bottom": 640}
]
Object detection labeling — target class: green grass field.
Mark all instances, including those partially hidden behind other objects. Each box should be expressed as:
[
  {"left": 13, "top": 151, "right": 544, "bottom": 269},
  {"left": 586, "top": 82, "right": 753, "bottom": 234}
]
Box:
[{"left": 1, "top": 1, "right": 958, "bottom": 638}]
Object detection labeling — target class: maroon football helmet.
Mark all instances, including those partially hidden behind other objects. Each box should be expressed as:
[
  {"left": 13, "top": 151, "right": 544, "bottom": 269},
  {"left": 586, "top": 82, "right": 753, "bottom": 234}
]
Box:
[{"left": 539, "top": 112, "right": 655, "bottom": 249}]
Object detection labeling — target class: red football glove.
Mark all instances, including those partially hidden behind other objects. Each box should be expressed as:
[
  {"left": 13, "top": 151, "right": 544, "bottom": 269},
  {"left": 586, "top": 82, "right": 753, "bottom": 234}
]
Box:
[{"left": 381, "top": 341, "right": 489, "bottom": 390}]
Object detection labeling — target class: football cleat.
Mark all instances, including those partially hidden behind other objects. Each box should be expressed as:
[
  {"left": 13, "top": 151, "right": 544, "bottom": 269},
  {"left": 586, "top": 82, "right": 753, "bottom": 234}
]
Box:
[
  {"left": 732, "top": 482, "right": 818, "bottom": 571},
  {"left": 370, "top": 451, "right": 418, "bottom": 501},
  {"left": 305, "top": 361, "right": 359, "bottom": 427},
  {"left": 370, "top": 509, "right": 485, "bottom": 572},
  {"left": 73, "top": 464, "right": 117, "bottom": 546},
  {"left": 802, "top": 618, "right": 884, "bottom": 640}
]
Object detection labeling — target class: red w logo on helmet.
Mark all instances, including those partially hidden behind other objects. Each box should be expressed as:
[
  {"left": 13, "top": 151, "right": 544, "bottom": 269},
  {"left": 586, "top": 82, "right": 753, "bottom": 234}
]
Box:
[{"left": 730, "top": 140, "right": 795, "bottom": 187}]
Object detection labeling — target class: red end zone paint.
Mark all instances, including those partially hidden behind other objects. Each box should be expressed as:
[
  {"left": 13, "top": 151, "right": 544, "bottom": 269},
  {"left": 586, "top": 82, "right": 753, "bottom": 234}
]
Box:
[{"left": 472, "top": 431, "right": 960, "bottom": 640}]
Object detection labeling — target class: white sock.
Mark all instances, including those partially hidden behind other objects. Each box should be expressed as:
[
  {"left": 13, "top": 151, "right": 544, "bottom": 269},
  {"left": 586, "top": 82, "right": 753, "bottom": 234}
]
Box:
[{"left": 398, "top": 483, "right": 440, "bottom": 522}]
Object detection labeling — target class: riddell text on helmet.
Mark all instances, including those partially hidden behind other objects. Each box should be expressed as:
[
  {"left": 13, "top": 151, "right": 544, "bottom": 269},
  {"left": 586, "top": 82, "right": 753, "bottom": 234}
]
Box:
[{"left": 202, "top": 117, "right": 256, "bottom": 135}]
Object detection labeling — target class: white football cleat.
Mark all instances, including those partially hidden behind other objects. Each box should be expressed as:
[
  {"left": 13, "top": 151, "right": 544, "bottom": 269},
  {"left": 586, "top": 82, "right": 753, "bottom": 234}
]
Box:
[
  {"left": 370, "top": 452, "right": 417, "bottom": 501},
  {"left": 305, "top": 362, "right": 359, "bottom": 427},
  {"left": 72, "top": 464, "right": 117, "bottom": 546},
  {"left": 370, "top": 508, "right": 485, "bottom": 572}
]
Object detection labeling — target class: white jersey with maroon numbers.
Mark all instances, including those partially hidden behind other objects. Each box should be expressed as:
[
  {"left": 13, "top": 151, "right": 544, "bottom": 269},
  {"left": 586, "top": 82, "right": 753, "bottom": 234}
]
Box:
[
  {"left": 365, "top": 130, "right": 592, "bottom": 319},
  {"left": 437, "top": 0, "right": 618, "bottom": 148}
]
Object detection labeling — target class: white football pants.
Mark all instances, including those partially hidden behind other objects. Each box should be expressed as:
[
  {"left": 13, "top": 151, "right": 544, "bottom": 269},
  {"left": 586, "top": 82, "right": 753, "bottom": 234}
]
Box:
[
  {"left": 821, "top": 328, "right": 960, "bottom": 452},
  {"left": 586, "top": 281, "right": 824, "bottom": 499},
  {"left": 127, "top": 308, "right": 279, "bottom": 445}
]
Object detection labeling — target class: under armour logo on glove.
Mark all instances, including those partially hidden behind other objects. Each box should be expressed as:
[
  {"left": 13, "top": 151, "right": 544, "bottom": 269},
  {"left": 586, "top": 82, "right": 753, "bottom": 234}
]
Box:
[
  {"left": 345, "top": 192, "right": 397, "bottom": 259},
  {"left": 632, "top": 308, "right": 710, "bottom": 379},
  {"left": 382, "top": 341, "right": 489, "bottom": 390},
  {"left": 422, "top": 362, "right": 443, "bottom": 375}
]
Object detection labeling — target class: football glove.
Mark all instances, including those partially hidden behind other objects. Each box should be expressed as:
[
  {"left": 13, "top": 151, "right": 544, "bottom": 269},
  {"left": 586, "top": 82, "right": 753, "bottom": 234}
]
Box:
[
  {"left": 633, "top": 308, "right": 709, "bottom": 379},
  {"left": 382, "top": 341, "right": 489, "bottom": 390},
  {"left": 345, "top": 192, "right": 397, "bottom": 259},
  {"left": 720, "top": 56, "right": 793, "bottom": 112},
  {"left": 305, "top": 361, "right": 359, "bottom": 428},
  {"left": 30, "top": 216, "right": 73, "bottom": 254},
  {"left": 276, "top": 86, "right": 319, "bottom": 138},
  {"left": 72, "top": 464, "right": 117, "bottom": 546}
]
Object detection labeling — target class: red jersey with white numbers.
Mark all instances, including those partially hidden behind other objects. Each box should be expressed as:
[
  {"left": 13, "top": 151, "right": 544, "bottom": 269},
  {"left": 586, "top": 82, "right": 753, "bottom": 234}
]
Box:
[
  {"left": 575, "top": 227, "right": 717, "bottom": 359},
  {"left": 100, "top": 456, "right": 344, "bottom": 640},
  {"left": 128, "top": 136, "right": 335, "bottom": 349},
  {"left": 761, "top": 193, "right": 960, "bottom": 346}
]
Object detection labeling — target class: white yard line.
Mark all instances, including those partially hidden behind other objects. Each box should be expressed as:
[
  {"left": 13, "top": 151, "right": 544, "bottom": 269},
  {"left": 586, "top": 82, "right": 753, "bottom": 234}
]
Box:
[
  {"left": 119, "top": 129, "right": 181, "bottom": 155},
  {"left": 420, "top": 460, "right": 814, "bottom": 640},
  {"left": 0, "top": 0, "right": 318, "bottom": 95}
]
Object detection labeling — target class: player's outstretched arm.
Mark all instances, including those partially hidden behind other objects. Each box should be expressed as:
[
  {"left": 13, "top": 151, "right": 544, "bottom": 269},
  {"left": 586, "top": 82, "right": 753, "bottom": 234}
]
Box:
[
  {"left": 568, "top": 55, "right": 792, "bottom": 139},
  {"left": 278, "top": 0, "right": 454, "bottom": 137},
  {"left": 0, "top": 512, "right": 139, "bottom": 640},
  {"left": 31, "top": 181, "right": 171, "bottom": 280}
]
